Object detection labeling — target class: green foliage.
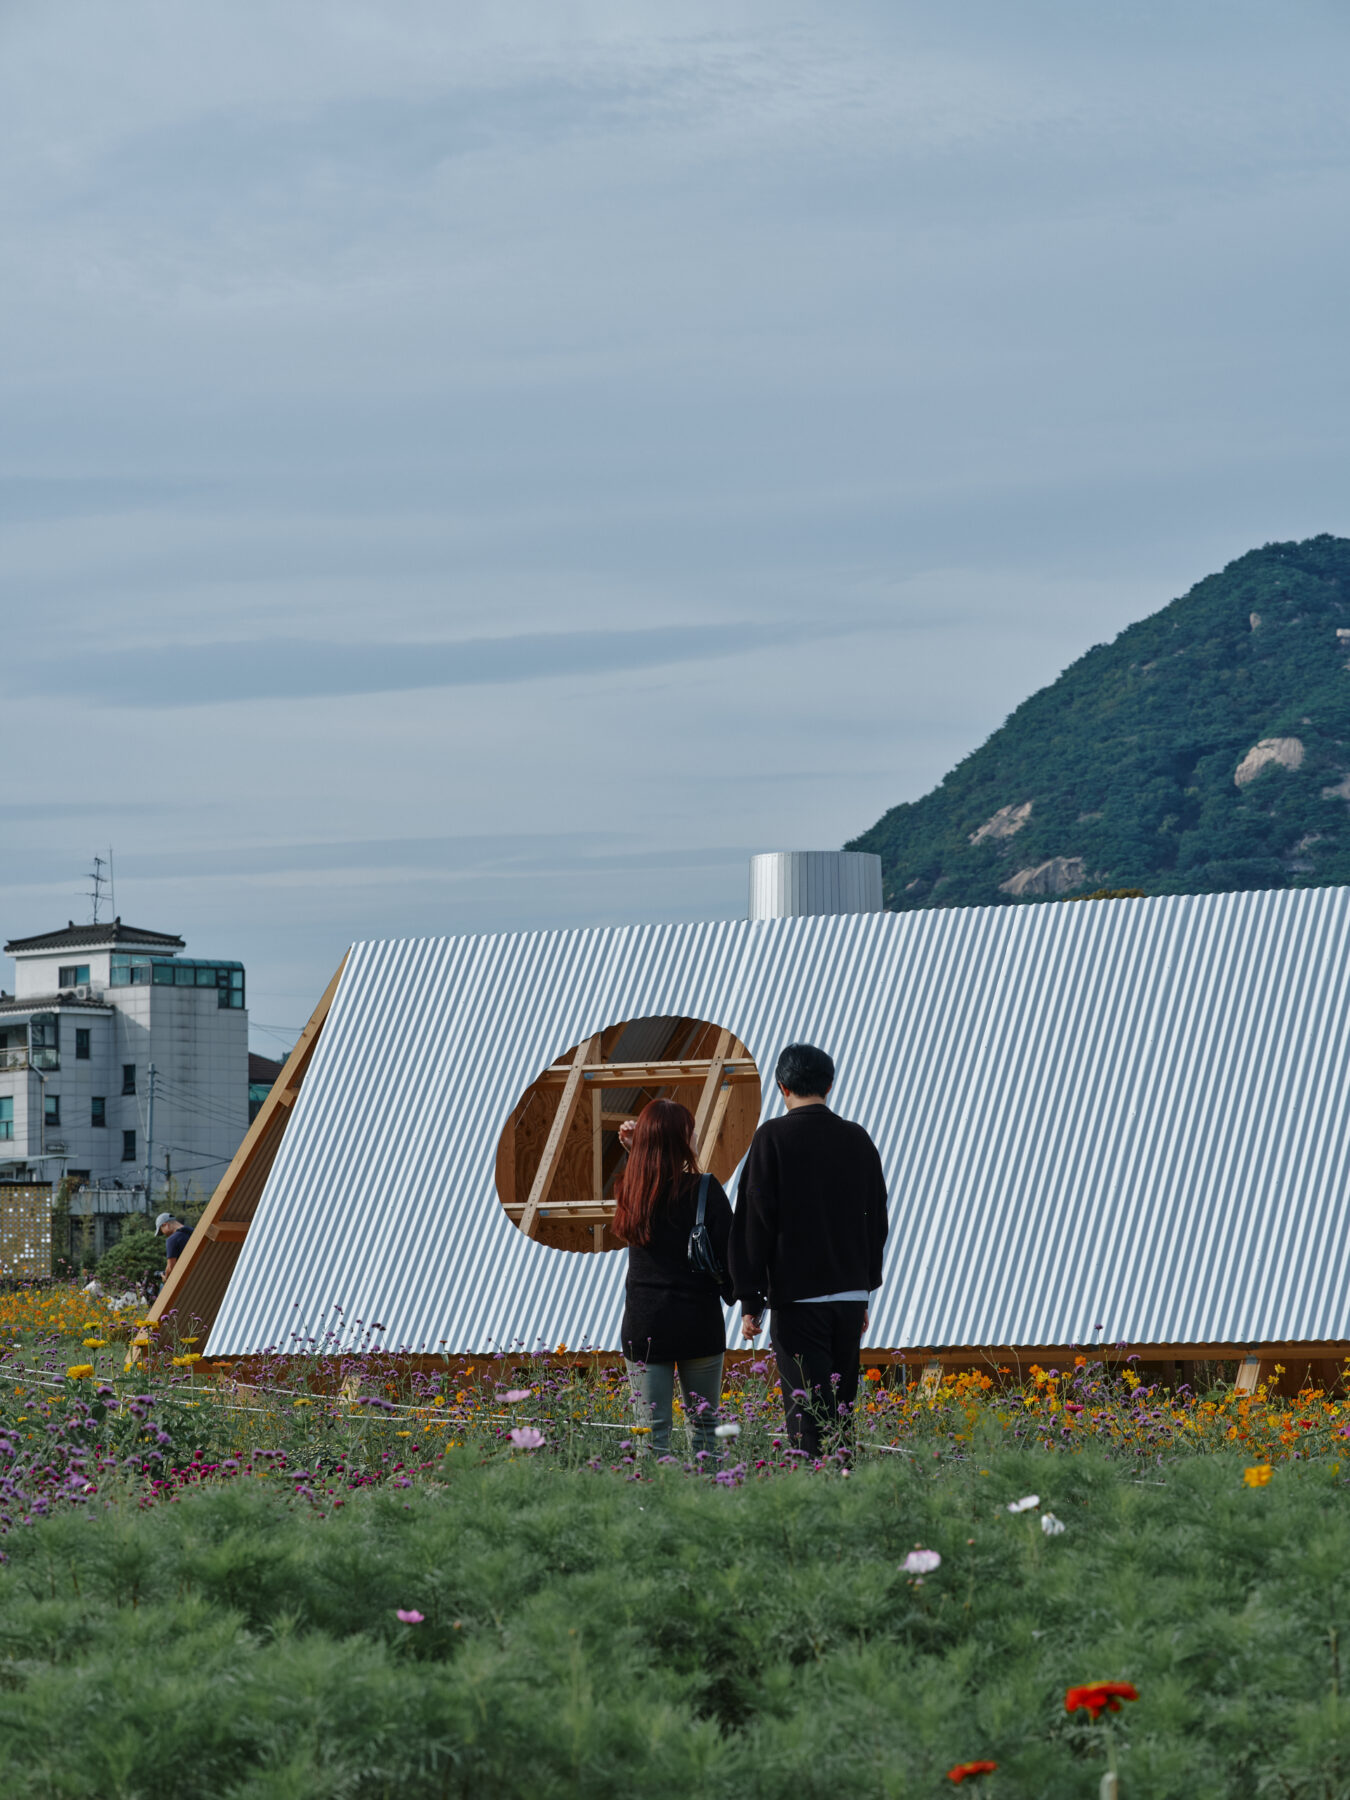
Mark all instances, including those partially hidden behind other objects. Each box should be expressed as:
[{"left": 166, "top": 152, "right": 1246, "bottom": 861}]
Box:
[
  {"left": 1, "top": 1455, "right": 1347, "bottom": 1797},
  {"left": 849, "top": 534, "right": 1350, "bottom": 909},
  {"left": 95, "top": 1228, "right": 165, "bottom": 1289}
]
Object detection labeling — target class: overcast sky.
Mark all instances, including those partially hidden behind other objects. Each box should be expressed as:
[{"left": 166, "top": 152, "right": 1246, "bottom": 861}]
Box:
[{"left": 4, "top": 0, "right": 1348, "bottom": 1052}]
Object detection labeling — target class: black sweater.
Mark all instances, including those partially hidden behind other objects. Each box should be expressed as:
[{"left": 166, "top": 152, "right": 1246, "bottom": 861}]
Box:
[
  {"left": 728, "top": 1105, "right": 888, "bottom": 1315},
  {"left": 620, "top": 1173, "right": 735, "bottom": 1364}
]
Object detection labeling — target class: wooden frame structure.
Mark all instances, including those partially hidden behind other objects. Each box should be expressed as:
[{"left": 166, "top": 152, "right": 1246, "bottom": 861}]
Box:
[
  {"left": 132, "top": 956, "right": 347, "bottom": 1356},
  {"left": 495, "top": 1016, "right": 761, "bottom": 1253}
]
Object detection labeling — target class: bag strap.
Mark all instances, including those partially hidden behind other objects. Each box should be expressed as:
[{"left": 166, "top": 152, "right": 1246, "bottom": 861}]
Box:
[{"left": 695, "top": 1171, "right": 711, "bottom": 1227}]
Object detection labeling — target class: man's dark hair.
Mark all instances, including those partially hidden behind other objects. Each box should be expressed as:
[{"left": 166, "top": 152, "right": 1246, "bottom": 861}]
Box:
[{"left": 775, "top": 1042, "right": 835, "bottom": 1097}]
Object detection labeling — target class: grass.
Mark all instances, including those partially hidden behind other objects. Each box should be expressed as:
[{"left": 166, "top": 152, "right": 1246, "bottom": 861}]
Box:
[
  {"left": 2, "top": 1449, "right": 1350, "bottom": 1797},
  {"left": 3, "top": 1283, "right": 1350, "bottom": 1794}
]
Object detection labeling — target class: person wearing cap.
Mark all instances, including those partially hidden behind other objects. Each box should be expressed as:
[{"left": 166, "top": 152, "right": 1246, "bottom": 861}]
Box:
[{"left": 156, "top": 1212, "right": 192, "bottom": 1276}]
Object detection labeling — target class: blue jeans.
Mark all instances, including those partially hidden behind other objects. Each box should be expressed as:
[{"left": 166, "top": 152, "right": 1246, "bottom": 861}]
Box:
[{"left": 625, "top": 1353, "right": 724, "bottom": 1456}]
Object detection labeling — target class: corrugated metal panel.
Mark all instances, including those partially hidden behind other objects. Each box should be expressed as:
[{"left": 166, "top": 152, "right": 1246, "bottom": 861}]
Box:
[
  {"left": 748, "top": 851, "right": 883, "bottom": 919},
  {"left": 207, "top": 888, "right": 1350, "bottom": 1355}
]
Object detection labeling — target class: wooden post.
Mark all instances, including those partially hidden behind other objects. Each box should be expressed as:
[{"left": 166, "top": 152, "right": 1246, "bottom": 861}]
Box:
[
  {"left": 921, "top": 1358, "right": 942, "bottom": 1393},
  {"left": 519, "top": 1035, "right": 599, "bottom": 1239},
  {"left": 1235, "top": 1355, "right": 1261, "bottom": 1395},
  {"left": 693, "top": 1029, "right": 731, "bottom": 1155},
  {"left": 591, "top": 1087, "right": 604, "bottom": 1210}
]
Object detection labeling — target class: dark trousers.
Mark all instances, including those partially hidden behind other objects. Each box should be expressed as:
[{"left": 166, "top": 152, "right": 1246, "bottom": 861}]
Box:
[{"left": 770, "top": 1300, "right": 866, "bottom": 1457}]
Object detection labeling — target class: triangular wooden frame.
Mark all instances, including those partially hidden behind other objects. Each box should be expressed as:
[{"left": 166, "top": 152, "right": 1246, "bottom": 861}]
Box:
[{"left": 132, "top": 955, "right": 347, "bottom": 1358}]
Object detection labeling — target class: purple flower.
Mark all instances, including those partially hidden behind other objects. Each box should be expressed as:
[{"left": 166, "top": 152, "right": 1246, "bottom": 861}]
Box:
[
  {"left": 395, "top": 1609, "right": 424, "bottom": 1624},
  {"left": 509, "top": 1427, "right": 545, "bottom": 1450}
]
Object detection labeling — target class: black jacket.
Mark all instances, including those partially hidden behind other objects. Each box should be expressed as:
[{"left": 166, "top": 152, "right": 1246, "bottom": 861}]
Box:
[
  {"left": 620, "top": 1173, "right": 735, "bottom": 1364},
  {"left": 729, "top": 1105, "right": 888, "bottom": 1315}
]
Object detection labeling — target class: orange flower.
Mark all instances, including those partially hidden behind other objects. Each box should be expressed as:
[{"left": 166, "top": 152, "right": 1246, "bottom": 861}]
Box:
[
  {"left": 1065, "top": 1682, "right": 1139, "bottom": 1720},
  {"left": 947, "top": 1762, "right": 998, "bottom": 1783},
  {"left": 865, "top": 1368, "right": 883, "bottom": 1382}
]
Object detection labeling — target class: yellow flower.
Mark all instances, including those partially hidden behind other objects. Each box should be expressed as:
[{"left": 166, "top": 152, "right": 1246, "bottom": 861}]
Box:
[
  {"left": 432, "top": 1396, "right": 445, "bottom": 1407},
  {"left": 180, "top": 1337, "right": 199, "bottom": 1344},
  {"left": 292, "top": 1398, "right": 312, "bottom": 1408},
  {"left": 1244, "top": 1464, "right": 1274, "bottom": 1487},
  {"left": 171, "top": 1353, "right": 203, "bottom": 1367},
  {"left": 66, "top": 1364, "right": 95, "bottom": 1379},
  {"left": 396, "top": 1430, "right": 412, "bottom": 1437},
  {"left": 83, "top": 1338, "right": 106, "bottom": 1348}
]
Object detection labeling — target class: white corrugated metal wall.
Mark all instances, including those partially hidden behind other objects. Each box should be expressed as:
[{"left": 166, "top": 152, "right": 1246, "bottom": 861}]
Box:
[{"left": 207, "top": 888, "right": 1350, "bottom": 1355}]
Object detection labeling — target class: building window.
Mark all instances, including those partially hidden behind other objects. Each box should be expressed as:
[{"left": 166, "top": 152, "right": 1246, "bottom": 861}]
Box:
[
  {"left": 122, "top": 1064, "right": 136, "bottom": 1096},
  {"left": 44, "top": 1093, "right": 61, "bottom": 1129},
  {"left": 91, "top": 1096, "right": 106, "bottom": 1128},
  {"left": 75, "top": 1028, "right": 91, "bottom": 1060},
  {"left": 30, "top": 1014, "right": 59, "bottom": 1072},
  {"left": 58, "top": 964, "right": 90, "bottom": 988},
  {"left": 122, "top": 1129, "right": 137, "bottom": 1162},
  {"left": 0, "top": 1097, "right": 11, "bottom": 1141},
  {"left": 109, "top": 954, "right": 151, "bottom": 987}
]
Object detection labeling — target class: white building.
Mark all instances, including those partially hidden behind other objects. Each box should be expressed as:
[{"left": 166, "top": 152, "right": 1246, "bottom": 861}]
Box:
[{"left": 0, "top": 919, "right": 249, "bottom": 1231}]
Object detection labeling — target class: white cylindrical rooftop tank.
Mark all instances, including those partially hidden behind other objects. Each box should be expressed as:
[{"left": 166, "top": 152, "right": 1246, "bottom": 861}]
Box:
[{"left": 748, "top": 851, "right": 884, "bottom": 920}]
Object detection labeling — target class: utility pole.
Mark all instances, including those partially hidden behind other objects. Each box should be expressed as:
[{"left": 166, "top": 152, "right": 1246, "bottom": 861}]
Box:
[{"left": 145, "top": 1063, "right": 157, "bottom": 1214}]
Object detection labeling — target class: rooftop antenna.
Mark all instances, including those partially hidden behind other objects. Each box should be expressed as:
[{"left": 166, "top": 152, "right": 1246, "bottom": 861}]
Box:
[{"left": 87, "top": 855, "right": 108, "bottom": 925}]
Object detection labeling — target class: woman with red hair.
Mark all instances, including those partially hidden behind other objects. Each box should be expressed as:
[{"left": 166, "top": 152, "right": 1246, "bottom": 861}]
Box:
[{"left": 613, "top": 1099, "right": 737, "bottom": 1456}]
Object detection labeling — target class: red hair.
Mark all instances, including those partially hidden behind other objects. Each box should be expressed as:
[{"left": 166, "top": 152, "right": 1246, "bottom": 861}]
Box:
[{"left": 612, "top": 1100, "right": 697, "bottom": 1246}]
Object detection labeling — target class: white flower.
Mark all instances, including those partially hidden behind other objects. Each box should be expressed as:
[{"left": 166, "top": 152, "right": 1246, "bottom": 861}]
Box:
[
  {"left": 1007, "top": 1494, "right": 1040, "bottom": 1514},
  {"left": 903, "top": 1548, "right": 941, "bottom": 1575},
  {"left": 714, "top": 1422, "right": 741, "bottom": 1439},
  {"left": 1040, "top": 1512, "right": 1066, "bottom": 1536}
]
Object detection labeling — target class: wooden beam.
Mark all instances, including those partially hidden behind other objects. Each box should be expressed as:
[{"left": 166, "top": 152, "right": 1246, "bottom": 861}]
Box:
[
  {"left": 697, "top": 1083, "right": 735, "bottom": 1175},
  {"left": 537, "top": 1059, "right": 756, "bottom": 1088},
  {"left": 204, "top": 1221, "right": 250, "bottom": 1243},
  {"left": 591, "top": 1086, "right": 603, "bottom": 1204},
  {"left": 505, "top": 1197, "right": 613, "bottom": 1222},
  {"left": 692, "top": 1028, "right": 731, "bottom": 1159},
  {"left": 134, "top": 954, "right": 349, "bottom": 1358},
  {"left": 600, "top": 1112, "right": 637, "bottom": 1131},
  {"left": 519, "top": 1034, "right": 599, "bottom": 1239}
]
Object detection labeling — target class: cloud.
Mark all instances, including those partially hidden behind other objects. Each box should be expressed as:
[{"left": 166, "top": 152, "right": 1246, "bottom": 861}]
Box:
[{"left": 19, "top": 622, "right": 816, "bottom": 706}]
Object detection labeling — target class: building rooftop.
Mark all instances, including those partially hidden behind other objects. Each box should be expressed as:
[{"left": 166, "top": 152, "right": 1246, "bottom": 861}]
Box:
[
  {"left": 0, "top": 993, "right": 113, "bottom": 1016},
  {"left": 4, "top": 919, "right": 186, "bottom": 955}
]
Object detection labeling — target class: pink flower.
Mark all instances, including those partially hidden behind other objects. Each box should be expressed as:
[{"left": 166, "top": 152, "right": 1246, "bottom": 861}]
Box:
[
  {"left": 504, "top": 1389, "right": 531, "bottom": 1403},
  {"left": 395, "top": 1609, "right": 424, "bottom": 1624},
  {"left": 510, "top": 1426, "right": 545, "bottom": 1450},
  {"left": 904, "top": 1549, "right": 941, "bottom": 1575}
]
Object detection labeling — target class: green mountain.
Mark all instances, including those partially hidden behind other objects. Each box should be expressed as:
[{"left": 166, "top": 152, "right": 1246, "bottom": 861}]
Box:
[{"left": 848, "top": 534, "right": 1350, "bottom": 908}]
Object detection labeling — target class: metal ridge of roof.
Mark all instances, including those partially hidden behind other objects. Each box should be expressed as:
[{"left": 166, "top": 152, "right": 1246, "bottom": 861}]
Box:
[{"left": 206, "top": 887, "right": 1350, "bottom": 1357}]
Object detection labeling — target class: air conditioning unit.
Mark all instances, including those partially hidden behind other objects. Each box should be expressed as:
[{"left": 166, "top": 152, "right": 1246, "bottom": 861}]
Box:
[{"left": 74, "top": 984, "right": 92, "bottom": 1000}]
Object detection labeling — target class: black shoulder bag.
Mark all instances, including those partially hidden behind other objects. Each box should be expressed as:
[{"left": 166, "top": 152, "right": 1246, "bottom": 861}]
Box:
[{"left": 687, "top": 1172, "right": 727, "bottom": 1286}]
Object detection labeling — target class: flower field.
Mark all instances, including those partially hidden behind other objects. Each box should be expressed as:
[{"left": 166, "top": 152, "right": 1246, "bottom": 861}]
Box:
[
  {"left": 2, "top": 1283, "right": 1349, "bottom": 1795},
  {"left": 2, "top": 1285, "right": 1348, "bottom": 1529}
]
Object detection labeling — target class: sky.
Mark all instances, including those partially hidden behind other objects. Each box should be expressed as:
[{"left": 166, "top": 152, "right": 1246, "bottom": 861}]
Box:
[{"left": 3, "top": 0, "right": 1349, "bottom": 1055}]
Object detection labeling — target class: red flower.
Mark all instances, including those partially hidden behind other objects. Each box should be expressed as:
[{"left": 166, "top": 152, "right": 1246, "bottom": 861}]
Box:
[
  {"left": 947, "top": 1762, "right": 998, "bottom": 1783},
  {"left": 1065, "top": 1682, "right": 1139, "bottom": 1720}
]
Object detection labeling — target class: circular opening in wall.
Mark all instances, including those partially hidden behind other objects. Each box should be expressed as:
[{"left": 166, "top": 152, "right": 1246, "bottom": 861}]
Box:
[{"left": 495, "top": 1015, "right": 761, "bottom": 1254}]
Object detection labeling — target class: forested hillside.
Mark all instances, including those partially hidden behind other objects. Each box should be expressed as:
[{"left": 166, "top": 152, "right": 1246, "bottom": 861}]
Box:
[{"left": 849, "top": 535, "right": 1350, "bottom": 908}]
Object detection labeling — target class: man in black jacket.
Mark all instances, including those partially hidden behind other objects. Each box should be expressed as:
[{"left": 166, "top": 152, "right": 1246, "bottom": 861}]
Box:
[{"left": 729, "top": 1042, "right": 888, "bottom": 1457}]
